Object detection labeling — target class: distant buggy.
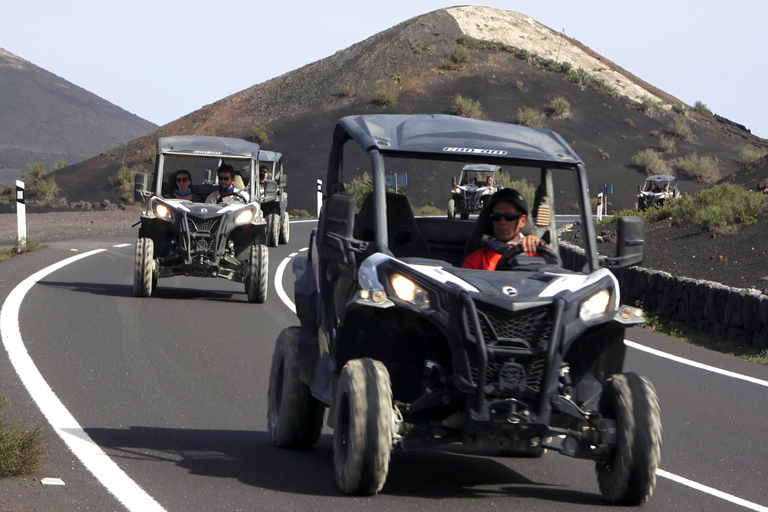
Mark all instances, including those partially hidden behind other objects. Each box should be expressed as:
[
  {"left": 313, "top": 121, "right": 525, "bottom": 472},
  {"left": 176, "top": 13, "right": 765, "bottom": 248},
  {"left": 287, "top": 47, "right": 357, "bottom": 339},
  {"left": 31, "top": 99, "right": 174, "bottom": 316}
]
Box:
[
  {"left": 637, "top": 175, "right": 680, "bottom": 210},
  {"left": 132, "top": 135, "right": 269, "bottom": 303},
  {"left": 258, "top": 150, "right": 290, "bottom": 247},
  {"left": 268, "top": 115, "right": 661, "bottom": 504},
  {"left": 448, "top": 164, "right": 499, "bottom": 219}
]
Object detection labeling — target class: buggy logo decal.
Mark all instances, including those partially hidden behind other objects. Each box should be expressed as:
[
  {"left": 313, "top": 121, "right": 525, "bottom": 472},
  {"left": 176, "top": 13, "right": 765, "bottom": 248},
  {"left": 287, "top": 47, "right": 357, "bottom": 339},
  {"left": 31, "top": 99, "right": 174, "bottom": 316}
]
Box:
[
  {"left": 200, "top": 208, "right": 208, "bottom": 213},
  {"left": 443, "top": 147, "right": 508, "bottom": 155},
  {"left": 502, "top": 286, "right": 518, "bottom": 296},
  {"left": 192, "top": 150, "right": 222, "bottom": 155}
]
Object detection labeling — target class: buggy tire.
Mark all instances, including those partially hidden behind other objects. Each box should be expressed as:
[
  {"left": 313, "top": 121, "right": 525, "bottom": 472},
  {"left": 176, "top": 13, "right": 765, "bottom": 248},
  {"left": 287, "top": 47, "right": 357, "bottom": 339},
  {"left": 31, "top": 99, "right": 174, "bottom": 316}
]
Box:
[
  {"left": 267, "top": 327, "right": 324, "bottom": 448},
  {"left": 460, "top": 210, "right": 469, "bottom": 220},
  {"left": 279, "top": 211, "right": 290, "bottom": 245},
  {"left": 333, "top": 359, "right": 393, "bottom": 496},
  {"left": 133, "top": 237, "right": 154, "bottom": 297},
  {"left": 447, "top": 199, "right": 455, "bottom": 219},
  {"left": 266, "top": 213, "right": 280, "bottom": 247},
  {"left": 246, "top": 244, "right": 268, "bottom": 303},
  {"left": 596, "top": 373, "right": 662, "bottom": 505}
]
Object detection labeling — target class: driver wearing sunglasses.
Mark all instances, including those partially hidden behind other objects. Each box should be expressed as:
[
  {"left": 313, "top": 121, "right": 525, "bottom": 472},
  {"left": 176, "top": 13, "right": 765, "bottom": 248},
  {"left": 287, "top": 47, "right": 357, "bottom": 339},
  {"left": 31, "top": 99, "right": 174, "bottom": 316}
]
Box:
[
  {"left": 462, "top": 188, "right": 545, "bottom": 270},
  {"left": 164, "top": 169, "right": 201, "bottom": 201},
  {"left": 204, "top": 163, "right": 250, "bottom": 204}
]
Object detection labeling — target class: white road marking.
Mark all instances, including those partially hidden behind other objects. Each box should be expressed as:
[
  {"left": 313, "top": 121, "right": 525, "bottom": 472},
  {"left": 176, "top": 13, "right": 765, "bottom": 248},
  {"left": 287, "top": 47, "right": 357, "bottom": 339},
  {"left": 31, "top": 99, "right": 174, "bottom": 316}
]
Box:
[
  {"left": 657, "top": 469, "right": 768, "bottom": 512},
  {"left": 625, "top": 339, "right": 768, "bottom": 387},
  {"left": 275, "top": 252, "right": 296, "bottom": 314},
  {"left": 113, "top": 243, "right": 131, "bottom": 248},
  {"left": 0, "top": 249, "right": 166, "bottom": 512}
]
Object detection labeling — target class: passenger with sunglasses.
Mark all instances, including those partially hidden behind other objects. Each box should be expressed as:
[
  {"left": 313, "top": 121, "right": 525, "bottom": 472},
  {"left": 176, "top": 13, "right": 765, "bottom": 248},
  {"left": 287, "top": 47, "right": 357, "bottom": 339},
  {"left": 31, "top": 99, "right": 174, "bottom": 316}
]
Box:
[
  {"left": 205, "top": 163, "right": 250, "bottom": 204},
  {"left": 461, "top": 188, "right": 545, "bottom": 270},
  {"left": 164, "top": 169, "right": 201, "bottom": 201}
]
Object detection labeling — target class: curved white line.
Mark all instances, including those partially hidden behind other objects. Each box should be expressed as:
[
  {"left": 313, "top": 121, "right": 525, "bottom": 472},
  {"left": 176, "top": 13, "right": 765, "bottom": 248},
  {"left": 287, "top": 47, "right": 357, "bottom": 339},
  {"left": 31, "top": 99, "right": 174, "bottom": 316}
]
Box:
[
  {"left": 275, "top": 252, "right": 297, "bottom": 314},
  {"left": 657, "top": 469, "right": 768, "bottom": 511},
  {"left": 625, "top": 339, "right": 768, "bottom": 387},
  {"left": 0, "top": 249, "right": 166, "bottom": 512}
]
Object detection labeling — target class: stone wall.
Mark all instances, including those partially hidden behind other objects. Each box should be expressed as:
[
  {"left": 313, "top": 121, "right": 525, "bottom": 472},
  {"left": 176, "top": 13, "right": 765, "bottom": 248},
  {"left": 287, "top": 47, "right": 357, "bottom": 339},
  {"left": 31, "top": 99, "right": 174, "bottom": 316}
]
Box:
[{"left": 560, "top": 242, "right": 768, "bottom": 349}]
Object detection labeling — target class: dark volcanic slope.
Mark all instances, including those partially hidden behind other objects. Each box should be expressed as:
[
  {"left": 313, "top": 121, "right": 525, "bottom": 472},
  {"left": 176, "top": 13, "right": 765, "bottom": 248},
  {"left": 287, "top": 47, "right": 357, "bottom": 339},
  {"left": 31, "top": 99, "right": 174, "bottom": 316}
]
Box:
[
  {"left": 0, "top": 48, "right": 156, "bottom": 182},
  {"left": 50, "top": 7, "right": 766, "bottom": 212}
]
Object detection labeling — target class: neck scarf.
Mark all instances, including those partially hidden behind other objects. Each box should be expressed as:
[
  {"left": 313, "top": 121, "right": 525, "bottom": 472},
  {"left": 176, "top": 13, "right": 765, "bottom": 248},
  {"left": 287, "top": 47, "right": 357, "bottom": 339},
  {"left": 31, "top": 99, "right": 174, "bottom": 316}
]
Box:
[
  {"left": 219, "top": 184, "right": 235, "bottom": 195},
  {"left": 485, "top": 234, "right": 522, "bottom": 254},
  {"left": 175, "top": 188, "right": 192, "bottom": 197}
]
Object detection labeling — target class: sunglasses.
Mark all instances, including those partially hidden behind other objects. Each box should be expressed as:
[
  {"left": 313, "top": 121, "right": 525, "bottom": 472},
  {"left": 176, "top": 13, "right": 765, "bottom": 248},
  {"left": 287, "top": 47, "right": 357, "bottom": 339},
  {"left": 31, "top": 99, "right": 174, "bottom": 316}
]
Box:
[
  {"left": 176, "top": 177, "right": 189, "bottom": 182},
  {"left": 490, "top": 212, "right": 522, "bottom": 222},
  {"left": 219, "top": 176, "right": 233, "bottom": 181}
]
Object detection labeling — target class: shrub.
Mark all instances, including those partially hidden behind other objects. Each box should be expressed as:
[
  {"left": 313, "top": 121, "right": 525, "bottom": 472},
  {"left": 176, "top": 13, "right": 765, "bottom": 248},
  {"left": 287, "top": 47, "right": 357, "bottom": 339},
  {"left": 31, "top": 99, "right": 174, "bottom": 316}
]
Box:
[
  {"left": 53, "top": 159, "right": 67, "bottom": 170},
  {"left": 590, "top": 78, "right": 617, "bottom": 96},
  {"left": 672, "top": 103, "right": 687, "bottom": 115},
  {"left": 373, "top": 86, "right": 398, "bottom": 107},
  {"left": 250, "top": 124, "right": 269, "bottom": 143},
  {"left": 452, "top": 94, "right": 482, "bottom": 118},
  {"left": 109, "top": 164, "right": 142, "bottom": 191},
  {"left": 668, "top": 115, "right": 696, "bottom": 142},
  {"left": 540, "top": 59, "right": 572, "bottom": 74},
  {"left": 566, "top": 67, "right": 591, "bottom": 86},
  {"left": 21, "top": 161, "right": 58, "bottom": 201},
  {"left": 337, "top": 84, "right": 355, "bottom": 97},
  {"left": 515, "top": 80, "right": 524, "bottom": 90},
  {"left": 693, "top": 101, "right": 713, "bottom": 117},
  {"left": 0, "top": 397, "right": 43, "bottom": 476},
  {"left": 548, "top": 96, "right": 571, "bottom": 119},
  {"left": 671, "top": 183, "right": 768, "bottom": 233},
  {"left": 495, "top": 175, "right": 535, "bottom": 207},
  {"left": 631, "top": 149, "right": 669, "bottom": 175},
  {"left": 639, "top": 95, "right": 660, "bottom": 116},
  {"left": 672, "top": 152, "right": 720, "bottom": 184},
  {"left": 516, "top": 106, "right": 545, "bottom": 127},
  {"left": 623, "top": 118, "right": 635, "bottom": 127},
  {"left": 289, "top": 209, "right": 311, "bottom": 218},
  {"left": 740, "top": 145, "right": 768, "bottom": 171},
  {"left": 442, "top": 43, "right": 471, "bottom": 70},
  {"left": 659, "top": 135, "right": 676, "bottom": 154}
]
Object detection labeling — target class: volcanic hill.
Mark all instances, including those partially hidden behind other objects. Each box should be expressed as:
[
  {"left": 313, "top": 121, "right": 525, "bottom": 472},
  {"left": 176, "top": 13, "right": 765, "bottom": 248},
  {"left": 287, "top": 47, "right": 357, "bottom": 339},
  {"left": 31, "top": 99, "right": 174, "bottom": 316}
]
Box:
[
  {"left": 0, "top": 48, "right": 156, "bottom": 183},
  {"left": 49, "top": 6, "right": 767, "bottom": 213}
]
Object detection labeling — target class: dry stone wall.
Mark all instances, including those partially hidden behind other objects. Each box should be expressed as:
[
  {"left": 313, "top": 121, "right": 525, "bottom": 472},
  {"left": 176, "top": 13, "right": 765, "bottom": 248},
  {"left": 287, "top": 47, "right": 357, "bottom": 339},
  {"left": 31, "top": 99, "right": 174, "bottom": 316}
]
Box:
[{"left": 560, "top": 242, "right": 768, "bottom": 349}]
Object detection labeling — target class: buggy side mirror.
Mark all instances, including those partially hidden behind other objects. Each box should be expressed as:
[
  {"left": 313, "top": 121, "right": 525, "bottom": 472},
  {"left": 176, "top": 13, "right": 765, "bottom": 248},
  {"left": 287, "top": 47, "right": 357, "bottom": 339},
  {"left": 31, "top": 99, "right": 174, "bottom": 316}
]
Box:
[
  {"left": 601, "top": 216, "right": 644, "bottom": 269},
  {"left": 279, "top": 173, "right": 287, "bottom": 188},
  {"left": 320, "top": 194, "right": 356, "bottom": 265},
  {"left": 264, "top": 179, "right": 278, "bottom": 195},
  {"left": 451, "top": 177, "right": 457, "bottom": 187},
  {"left": 134, "top": 172, "right": 151, "bottom": 203}
]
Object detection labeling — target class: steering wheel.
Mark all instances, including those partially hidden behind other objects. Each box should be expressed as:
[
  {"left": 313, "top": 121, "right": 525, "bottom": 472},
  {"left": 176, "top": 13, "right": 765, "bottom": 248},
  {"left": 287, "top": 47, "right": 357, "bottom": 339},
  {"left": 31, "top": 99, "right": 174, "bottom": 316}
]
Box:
[
  {"left": 218, "top": 191, "right": 248, "bottom": 203},
  {"left": 495, "top": 243, "right": 563, "bottom": 271}
]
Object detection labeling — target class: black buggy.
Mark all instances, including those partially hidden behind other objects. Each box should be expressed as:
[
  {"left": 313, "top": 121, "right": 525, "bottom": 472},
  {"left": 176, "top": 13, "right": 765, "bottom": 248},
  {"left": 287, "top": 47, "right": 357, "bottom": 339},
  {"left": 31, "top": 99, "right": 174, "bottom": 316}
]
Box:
[
  {"left": 637, "top": 175, "right": 680, "bottom": 211},
  {"left": 133, "top": 135, "right": 269, "bottom": 303},
  {"left": 258, "top": 150, "right": 290, "bottom": 247},
  {"left": 448, "top": 164, "right": 499, "bottom": 219},
  {"left": 267, "top": 115, "right": 661, "bottom": 504}
]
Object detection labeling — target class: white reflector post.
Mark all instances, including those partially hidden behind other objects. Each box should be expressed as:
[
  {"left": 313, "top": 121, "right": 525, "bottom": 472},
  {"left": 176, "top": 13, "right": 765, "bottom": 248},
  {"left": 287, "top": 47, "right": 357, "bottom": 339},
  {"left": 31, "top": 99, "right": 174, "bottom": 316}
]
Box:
[
  {"left": 16, "top": 180, "right": 26, "bottom": 252},
  {"left": 317, "top": 178, "right": 322, "bottom": 218}
]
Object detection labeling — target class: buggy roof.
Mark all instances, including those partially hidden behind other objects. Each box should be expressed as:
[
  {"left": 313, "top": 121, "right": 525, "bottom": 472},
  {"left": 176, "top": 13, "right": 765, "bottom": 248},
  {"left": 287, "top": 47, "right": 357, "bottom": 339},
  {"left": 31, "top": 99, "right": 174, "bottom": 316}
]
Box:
[
  {"left": 157, "top": 136, "right": 260, "bottom": 159},
  {"left": 462, "top": 164, "right": 501, "bottom": 172},
  {"left": 258, "top": 150, "right": 282, "bottom": 163},
  {"left": 336, "top": 114, "right": 582, "bottom": 168},
  {"left": 645, "top": 175, "right": 677, "bottom": 182}
]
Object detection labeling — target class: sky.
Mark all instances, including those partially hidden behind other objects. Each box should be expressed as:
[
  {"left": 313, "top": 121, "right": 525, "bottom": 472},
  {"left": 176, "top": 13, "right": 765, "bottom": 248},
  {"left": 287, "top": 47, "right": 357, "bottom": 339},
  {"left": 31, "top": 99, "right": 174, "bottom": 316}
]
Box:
[{"left": 2, "top": 1, "right": 767, "bottom": 139}]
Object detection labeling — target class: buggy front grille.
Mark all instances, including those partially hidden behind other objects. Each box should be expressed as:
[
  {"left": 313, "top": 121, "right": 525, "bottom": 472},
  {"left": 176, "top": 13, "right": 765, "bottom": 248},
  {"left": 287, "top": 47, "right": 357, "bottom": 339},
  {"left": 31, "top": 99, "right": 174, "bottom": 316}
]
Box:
[
  {"left": 465, "top": 303, "right": 553, "bottom": 349},
  {"left": 188, "top": 216, "right": 221, "bottom": 235},
  {"left": 468, "top": 353, "right": 547, "bottom": 394}
]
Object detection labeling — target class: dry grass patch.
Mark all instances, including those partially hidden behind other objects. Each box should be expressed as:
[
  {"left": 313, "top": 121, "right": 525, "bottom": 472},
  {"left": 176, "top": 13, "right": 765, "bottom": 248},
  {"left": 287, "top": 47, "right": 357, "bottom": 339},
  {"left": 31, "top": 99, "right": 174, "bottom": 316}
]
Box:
[
  {"left": 548, "top": 96, "right": 571, "bottom": 119},
  {"left": 631, "top": 148, "right": 669, "bottom": 175},
  {"left": 672, "top": 152, "right": 720, "bottom": 184},
  {"left": 452, "top": 94, "right": 482, "bottom": 118},
  {"left": 517, "top": 106, "right": 545, "bottom": 127}
]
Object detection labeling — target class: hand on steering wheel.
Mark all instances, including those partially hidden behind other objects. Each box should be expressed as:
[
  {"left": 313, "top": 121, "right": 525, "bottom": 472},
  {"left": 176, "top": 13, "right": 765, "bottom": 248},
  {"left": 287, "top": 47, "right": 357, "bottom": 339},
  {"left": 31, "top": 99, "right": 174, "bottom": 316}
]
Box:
[
  {"left": 218, "top": 191, "right": 248, "bottom": 203},
  {"left": 495, "top": 242, "right": 562, "bottom": 271}
]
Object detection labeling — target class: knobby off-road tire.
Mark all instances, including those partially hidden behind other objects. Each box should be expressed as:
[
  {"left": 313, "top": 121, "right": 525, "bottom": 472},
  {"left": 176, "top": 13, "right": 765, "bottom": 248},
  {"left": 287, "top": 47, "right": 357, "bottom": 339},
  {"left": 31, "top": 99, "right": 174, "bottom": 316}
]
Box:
[
  {"left": 597, "top": 372, "right": 662, "bottom": 505},
  {"left": 266, "top": 213, "right": 280, "bottom": 247},
  {"left": 267, "top": 327, "right": 324, "bottom": 448},
  {"left": 447, "top": 199, "right": 455, "bottom": 219},
  {"left": 279, "top": 211, "right": 290, "bottom": 245},
  {"left": 246, "top": 244, "right": 268, "bottom": 303},
  {"left": 334, "top": 358, "right": 393, "bottom": 496},
  {"left": 133, "top": 237, "right": 155, "bottom": 297}
]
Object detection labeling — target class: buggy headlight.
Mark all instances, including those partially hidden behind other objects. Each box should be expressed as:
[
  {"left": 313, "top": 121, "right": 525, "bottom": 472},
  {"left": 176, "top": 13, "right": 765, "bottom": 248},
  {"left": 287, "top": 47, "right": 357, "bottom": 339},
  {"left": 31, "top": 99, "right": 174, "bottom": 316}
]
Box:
[
  {"left": 452, "top": 187, "right": 462, "bottom": 194},
  {"left": 579, "top": 289, "right": 612, "bottom": 322},
  {"left": 234, "top": 209, "right": 255, "bottom": 226},
  {"left": 390, "top": 273, "right": 431, "bottom": 310},
  {"left": 154, "top": 203, "right": 172, "bottom": 220}
]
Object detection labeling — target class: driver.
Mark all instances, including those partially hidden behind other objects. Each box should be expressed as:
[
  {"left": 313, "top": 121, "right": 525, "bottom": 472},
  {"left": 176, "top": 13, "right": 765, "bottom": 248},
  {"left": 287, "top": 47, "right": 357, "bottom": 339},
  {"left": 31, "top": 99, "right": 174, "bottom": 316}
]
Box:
[
  {"left": 462, "top": 188, "right": 545, "bottom": 270},
  {"left": 205, "top": 163, "right": 250, "bottom": 204}
]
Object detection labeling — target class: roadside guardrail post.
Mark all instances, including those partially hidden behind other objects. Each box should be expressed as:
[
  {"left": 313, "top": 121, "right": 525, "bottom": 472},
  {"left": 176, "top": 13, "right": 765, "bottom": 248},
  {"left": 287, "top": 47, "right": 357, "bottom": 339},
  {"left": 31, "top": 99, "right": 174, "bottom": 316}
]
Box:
[
  {"left": 317, "top": 179, "right": 322, "bottom": 217},
  {"left": 16, "top": 180, "right": 26, "bottom": 252}
]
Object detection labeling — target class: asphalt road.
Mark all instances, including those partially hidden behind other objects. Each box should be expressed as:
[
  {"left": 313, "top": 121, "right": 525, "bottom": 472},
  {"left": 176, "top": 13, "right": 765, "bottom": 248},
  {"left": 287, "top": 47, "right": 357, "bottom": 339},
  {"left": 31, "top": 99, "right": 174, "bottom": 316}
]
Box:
[{"left": 1, "top": 220, "right": 768, "bottom": 511}]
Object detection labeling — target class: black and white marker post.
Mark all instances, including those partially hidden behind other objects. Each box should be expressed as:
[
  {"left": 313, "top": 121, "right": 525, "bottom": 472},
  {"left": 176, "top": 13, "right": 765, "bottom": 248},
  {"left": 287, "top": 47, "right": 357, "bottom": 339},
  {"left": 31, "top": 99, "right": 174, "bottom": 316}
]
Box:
[
  {"left": 16, "top": 180, "right": 26, "bottom": 251},
  {"left": 316, "top": 178, "right": 322, "bottom": 217}
]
